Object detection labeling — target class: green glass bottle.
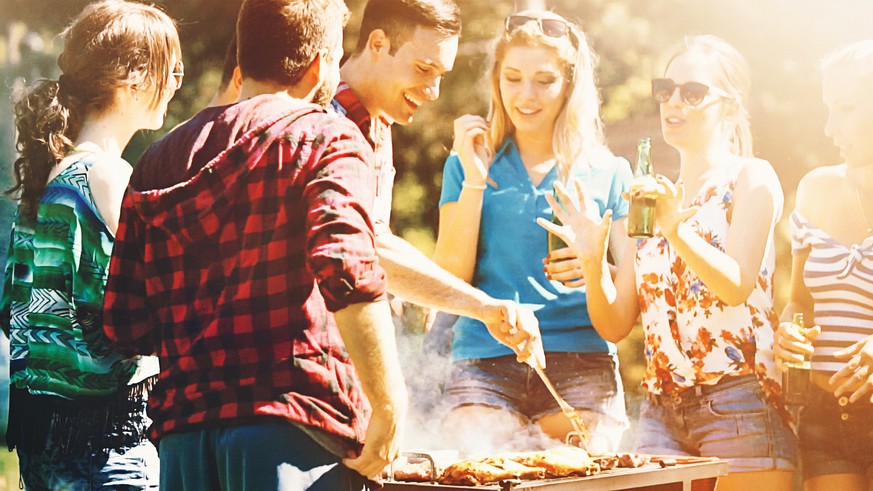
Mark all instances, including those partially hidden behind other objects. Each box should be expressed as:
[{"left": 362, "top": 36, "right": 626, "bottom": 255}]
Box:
[
  {"left": 548, "top": 187, "right": 567, "bottom": 261},
  {"left": 782, "top": 312, "right": 811, "bottom": 407},
  {"left": 627, "top": 137, "right": 657, "bottom": 239}
]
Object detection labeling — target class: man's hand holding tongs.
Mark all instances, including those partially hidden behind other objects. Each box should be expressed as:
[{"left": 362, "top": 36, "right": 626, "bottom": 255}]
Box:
[{"left": 483, "top": 300, "right": 546, "bottom": 369}]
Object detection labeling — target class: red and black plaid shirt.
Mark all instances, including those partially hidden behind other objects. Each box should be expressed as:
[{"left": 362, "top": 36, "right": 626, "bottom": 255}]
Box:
[
  {"left": 331, "top": 82, "right": 395, "bottom": 236},
  {"left": 103, "top": 94, "right": 387, "bottom": 446}
]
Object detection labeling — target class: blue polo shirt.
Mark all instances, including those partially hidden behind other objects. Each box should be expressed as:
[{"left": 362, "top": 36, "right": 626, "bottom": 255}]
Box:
[{"left": 439, "top": 139, "right": 632, "bottom": 361}]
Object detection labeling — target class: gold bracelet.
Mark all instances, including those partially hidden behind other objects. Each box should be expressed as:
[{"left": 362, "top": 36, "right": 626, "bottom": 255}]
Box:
[{"left": 462, "top": 181, "right": 487, "bottom": 190}]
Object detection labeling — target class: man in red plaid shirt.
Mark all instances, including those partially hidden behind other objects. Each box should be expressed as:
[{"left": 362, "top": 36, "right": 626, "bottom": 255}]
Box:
[
  {"left": 333, "top": 0, "right": 544, "bottom": 366},
  {"left": 102, "top": 0, "right": 415, "bottom": 489}
]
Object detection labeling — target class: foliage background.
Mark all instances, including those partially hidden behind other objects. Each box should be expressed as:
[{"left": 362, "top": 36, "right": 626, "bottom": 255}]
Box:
[{"left": 1, "top": 0, "right": 873, "bottom": 486}]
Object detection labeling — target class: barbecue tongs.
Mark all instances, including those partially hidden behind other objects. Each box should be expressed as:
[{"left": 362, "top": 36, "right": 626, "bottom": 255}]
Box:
[{"left": 531, "top": 363, "right": 592, "bottom": 450}]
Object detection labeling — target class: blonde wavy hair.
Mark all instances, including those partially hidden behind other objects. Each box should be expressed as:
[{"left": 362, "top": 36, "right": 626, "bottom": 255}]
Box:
[{"left": 485, "top": 10, "right": 609, "bottom": 182}]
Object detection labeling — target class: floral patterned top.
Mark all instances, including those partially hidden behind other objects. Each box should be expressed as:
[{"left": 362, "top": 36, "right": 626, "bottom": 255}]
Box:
[{"left": 635, "top": 163, "right": 785, "bottom": 412}]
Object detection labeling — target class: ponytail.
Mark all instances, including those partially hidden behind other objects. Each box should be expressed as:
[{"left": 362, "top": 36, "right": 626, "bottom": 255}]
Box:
[
  {"left": 7, "top": 0, "right": 181, "bottom": 220},
  {"left": 730, "top": 105, "right": 753, "bottom": 158},
  {"left": 9, "top": 78, "right": 85, "bottom": 219}
]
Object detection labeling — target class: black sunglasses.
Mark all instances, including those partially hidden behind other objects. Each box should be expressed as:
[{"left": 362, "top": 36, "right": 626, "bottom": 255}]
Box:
[
  {"left": 651, "top": 78, "right": 729, "bottom": 106},
  {"left": 505, "top": 15, "right": 570, "bottom": 38}
]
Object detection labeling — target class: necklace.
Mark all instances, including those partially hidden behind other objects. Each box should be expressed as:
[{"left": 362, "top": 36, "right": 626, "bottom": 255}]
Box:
[{"left": 856, "top": 183, "right": 873, "bottom": 235}]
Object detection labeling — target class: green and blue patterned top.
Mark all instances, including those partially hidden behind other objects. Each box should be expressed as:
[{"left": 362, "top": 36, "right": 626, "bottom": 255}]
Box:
[{"left": 1, "top": 155, "right": 137, "bottom": 399}]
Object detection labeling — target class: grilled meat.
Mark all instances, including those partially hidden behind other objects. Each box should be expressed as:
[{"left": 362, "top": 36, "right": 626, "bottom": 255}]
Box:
[
  {"left": 392, "top": 460, "right": 434, "bottom": 482},
  {"left": 509, "top": 446, "right": 600, "bottom": 478},
  {"left": 439, "top": 460, "right": 523, "bottom": 486}
]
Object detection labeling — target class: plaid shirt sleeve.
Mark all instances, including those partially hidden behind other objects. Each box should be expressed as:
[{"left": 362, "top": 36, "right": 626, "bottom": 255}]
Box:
[
  {"left": 103, "top": 191, "right": 155, "bottom": 357},
  {"left": 303, "top": 118, "right": 387, "bottom": 312}
]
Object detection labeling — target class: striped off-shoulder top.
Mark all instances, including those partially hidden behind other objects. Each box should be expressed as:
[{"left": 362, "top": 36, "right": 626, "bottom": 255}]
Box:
[{"left": 791, "top": 210, "right": 873, "bottom": 373}]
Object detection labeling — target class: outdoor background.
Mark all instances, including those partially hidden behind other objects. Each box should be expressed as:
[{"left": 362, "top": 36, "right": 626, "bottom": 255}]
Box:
[{"left": 1, "top": 0, "right": 872, "bottom": 487}]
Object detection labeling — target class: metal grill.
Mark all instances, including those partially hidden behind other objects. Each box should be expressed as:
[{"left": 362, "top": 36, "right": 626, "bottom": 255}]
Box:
[{"left": 384, "top": 460, "right": 728, "bottom": 491}]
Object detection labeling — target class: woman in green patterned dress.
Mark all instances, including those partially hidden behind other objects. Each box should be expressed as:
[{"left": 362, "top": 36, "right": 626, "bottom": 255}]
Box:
[{"left": 0, "top": 1, "right": 181, "bottom": 488}]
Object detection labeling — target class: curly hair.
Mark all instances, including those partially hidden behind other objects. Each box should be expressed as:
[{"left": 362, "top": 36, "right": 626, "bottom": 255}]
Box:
[{"left": 9, "top": 0, "right": 180, "bottom": 219}]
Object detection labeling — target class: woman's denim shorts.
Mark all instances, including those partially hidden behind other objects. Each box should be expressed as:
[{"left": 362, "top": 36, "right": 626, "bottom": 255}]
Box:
[
  {"left": 799, "top": 382, "right": 873, "bottom": 479},
  {"left": 446, "top": 351, "right": 628, "bottom": 450},
  {"left": 18, "top": 436, "right": 159, "bottom": 490},
  {"left": 635, "top": 375, "right": 797, "bottom": 473}
]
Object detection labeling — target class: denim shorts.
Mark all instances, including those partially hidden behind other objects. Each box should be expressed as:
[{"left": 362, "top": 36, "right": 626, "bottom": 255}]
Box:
[
  {"left": 159, "top": 421, "right": 369, "bottom": 491},
  {"left": 635, "top": 375, "right": 797, "bottom": 473},
  {"left": 445, "top": 352, "right": 628, "bottom": 448},
  {"left": 18, "top": 438, "right": 159, "bottom": 490},
  {"left": 798, "top": 383, "right": 873, "bottom": 479}
]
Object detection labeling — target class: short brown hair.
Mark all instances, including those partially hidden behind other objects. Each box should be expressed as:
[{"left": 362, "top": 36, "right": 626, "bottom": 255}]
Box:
[
  {"left": 353, "top": 0, "right": 460, "bottom": 55},
  {"left": 237, "top": 0, "right": 349, "bottom": 85},
  {"left": 219, "top": 34, "right": 238, "bottom": 91}
]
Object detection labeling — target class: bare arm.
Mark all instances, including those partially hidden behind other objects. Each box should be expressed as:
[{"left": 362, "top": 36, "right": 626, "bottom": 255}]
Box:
[
  {"left": 432, "top": 115, "right": 492, "bottom": 281},
  {"left": 656, "top": 161, "right": 783, "bottom": 306},
  {"left": 335, "top": 301, "right": 407, "bottom": 479},
  {"left": 432, "top": 195, "right": 484, "bottom": 282},
  {"left": 608, "top": 217, "right": 629, "bottom": 267},
  {"left": 378, "top": 233, "right": 491, "bottom": 314},
  {"left": 580, "top": 238, "right": 640, "bottom": 342},
  {"left": 88, "top": 156, "right": 133, "bottom": 236}
]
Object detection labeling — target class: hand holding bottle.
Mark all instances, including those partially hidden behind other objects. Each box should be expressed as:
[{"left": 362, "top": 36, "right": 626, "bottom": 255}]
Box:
[
  {"left": 777, "top": 313, "right": 818, "bottom": 407},
  {"left": 774, "top": 316, "right": 820, "bottom": 373},
  {"left": 543, "top": 246, "right": 587, "bottom": 288}
]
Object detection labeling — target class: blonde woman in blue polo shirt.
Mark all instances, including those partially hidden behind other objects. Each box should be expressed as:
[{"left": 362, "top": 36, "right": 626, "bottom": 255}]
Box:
[{"left": 433, "top": 10, "right": 631, "bottom": 454}]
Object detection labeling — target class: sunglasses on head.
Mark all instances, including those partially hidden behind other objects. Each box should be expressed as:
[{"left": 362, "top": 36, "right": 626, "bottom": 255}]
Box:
[
  {"left": 651, "top": 78, "right": 730, "bottom": 106},
  {"left": 505, "top": 15, "right": 570, "bottom": 38}
]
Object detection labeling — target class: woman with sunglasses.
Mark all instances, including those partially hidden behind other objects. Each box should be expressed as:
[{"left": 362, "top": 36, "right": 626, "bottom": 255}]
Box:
[
  {"left": 0, "top": 1, "right": 181, "bottom": 487},
  {"left": 541, "top": 35, "right": 795, "bottom": 490},
  {"left": 433, "top": 10, "right": 631, "bottom": 453},
  {"left": 774, "top": 40, "right": 873, "bottom": 491}
]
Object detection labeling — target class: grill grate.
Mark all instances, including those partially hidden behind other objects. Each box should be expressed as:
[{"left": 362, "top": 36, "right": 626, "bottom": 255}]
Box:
[{"left": 383, "top": 460, "right": 728, "bottom": 491}]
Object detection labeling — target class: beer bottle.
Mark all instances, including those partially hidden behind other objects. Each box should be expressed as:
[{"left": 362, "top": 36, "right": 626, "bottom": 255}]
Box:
[
  {"left": 547, "top": 187, "right": 567, "bottom": 262},
  {"left": 782, "top": 312, "right": 811, "bottom": 407},
  {"left": 627, "top": 137, "right": 657, "bottom": 238}
]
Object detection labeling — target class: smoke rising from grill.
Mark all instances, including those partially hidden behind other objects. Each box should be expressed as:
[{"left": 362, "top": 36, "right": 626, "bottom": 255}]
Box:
[{"left": 394, "top": 309, "right": 590, "bottom": 456}]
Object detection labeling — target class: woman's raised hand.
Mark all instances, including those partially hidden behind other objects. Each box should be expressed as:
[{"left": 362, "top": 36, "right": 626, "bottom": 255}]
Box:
[
  {"left": 452, "top": 115, "right": 493, "bottom": 187},
  {"left": 537, "top": 178, "right": 612, "bottom": 266}
]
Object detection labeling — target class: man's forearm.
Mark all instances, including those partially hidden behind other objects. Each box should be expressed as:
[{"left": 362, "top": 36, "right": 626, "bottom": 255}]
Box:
[
  {"left": 376, "top": 233, "right": 493, "bottom": 319},
  {"left": 376, "top": 233, "right": 545, "bottom": 368},
  {"left": 333, "top": 301, "right": 407, "bottom": 414}
]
